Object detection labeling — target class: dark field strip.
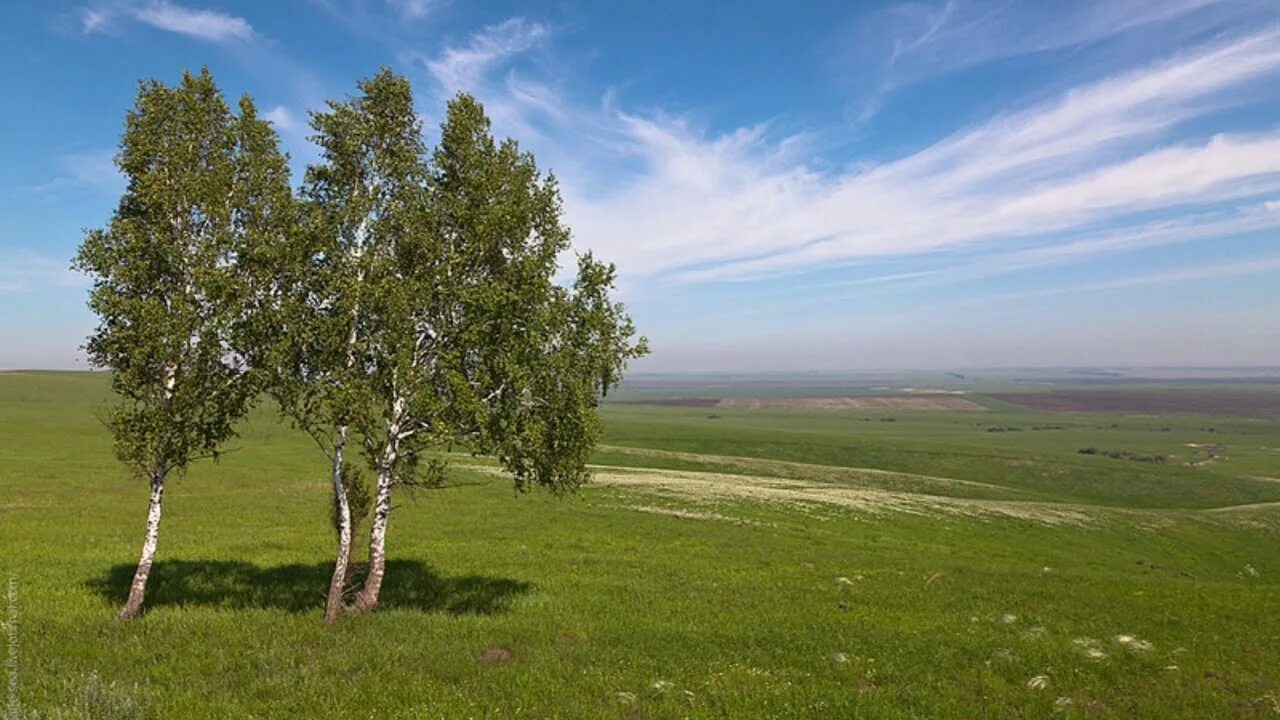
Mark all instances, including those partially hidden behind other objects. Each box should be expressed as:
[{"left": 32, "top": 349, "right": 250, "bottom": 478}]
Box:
[
  {"left": 615, "top": 397, "right": 723, "bottom": 407},
  {"left": 990, "top": 390, "right": 1280, "bottom": 416}
]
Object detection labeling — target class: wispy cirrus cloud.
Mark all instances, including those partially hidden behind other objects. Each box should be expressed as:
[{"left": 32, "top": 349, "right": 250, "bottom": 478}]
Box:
[
  {"left": 412, "top": 17, "right": 1280, "bottom": 294},
  {"left": 32, "top": 149, "right": 123, "bottom": 194},
  {"left": 387, "top": 0, "right": 434, "bottom": 21},
  {"left": 847, "top": 0, "right": 1258, "bottom": 121},
  {"left": 80, "top": 8, "right": 112, "bottom": 33},
  {"left": 424, "top": 18, "right": 549, "bottom": 93},
  {"left": 799, "top": 203, "right": 1280, "bottom": 309},
  {"left": 81, "top": 1, "right": 255, "bottom": 43},
  {"left": 0, "top": 252, "right": 89, "bottom": 295},
  {"left": 265, "top": 105, "right": 302, "bottom": 134},
  {"left": 873, "top": 0, "right": 1240, "bottom": 84},
  {"left": 972, "top": 254, "right": 1280, "bottom": 306},
  {"left": 598, "top": 30, "right": 1280, "bottom": 284}
]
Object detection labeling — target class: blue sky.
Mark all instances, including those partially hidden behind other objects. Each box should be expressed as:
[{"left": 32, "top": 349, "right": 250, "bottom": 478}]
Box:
[{"left": 2, "top": 0, "right": 1279, "bottom": 371}]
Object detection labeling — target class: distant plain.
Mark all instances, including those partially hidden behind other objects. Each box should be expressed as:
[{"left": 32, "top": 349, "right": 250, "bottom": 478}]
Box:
[{"left": 2, "top": 369, "right": 1278, "bottom": 718}]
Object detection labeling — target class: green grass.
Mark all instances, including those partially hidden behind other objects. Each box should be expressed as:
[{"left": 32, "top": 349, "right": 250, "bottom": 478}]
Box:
[
  {"left": 1, "top": 372, "right": 1278, "bottom": 718},
  {"left": 598, "top": 403, "right": 1280, "bottom": 508}
]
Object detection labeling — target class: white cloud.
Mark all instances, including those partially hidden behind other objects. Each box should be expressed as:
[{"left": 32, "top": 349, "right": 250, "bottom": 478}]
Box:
[
  {"left": 555, "top": 27, "right": 1280, "bottom": 283},
  {"left": 979, "top": 255, "right": 1280, "bottom": 304},
  {"left": 797, "top": 204, "right": 1280, "bottom": 309},
  {"left": 872, "top": 0, "right": 1239, "bottom": 85},
  {"left": 424, "top": 18, "right": 548, "bottom": 92},
  {"left": 0, "top": 252, "right": 89, "bottom": 295},
  {"left": 265, "top": 105, "right": 301, "bottom": 134},
  {"left": 32, "top": 149, "right": 122, "bottom": 194},
  {"left": 845, "top": 0, "right": 1263, "bottom": 122},
  {"left": 61, "top": 150, "right": 119, "bottom": 186},
  {"left": 416, "top": 20, "right": 1280, "bottom": 287},
  {"left": 81, "top": 1, "right": 254, "bottom": 44},
  {"left": 387, "top": 0, "right": 433, "bottom": 20},
  {"left": 81, "top": 8, "right": 111, "bottom": 34},
  {"left": 134, "top": 1, "right": 253, "bottom": 42}
]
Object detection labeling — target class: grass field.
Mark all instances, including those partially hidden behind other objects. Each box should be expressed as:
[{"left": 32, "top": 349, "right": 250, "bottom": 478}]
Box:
[{"left": 2, "top": 371, "right": 1279, "bottom": 718}]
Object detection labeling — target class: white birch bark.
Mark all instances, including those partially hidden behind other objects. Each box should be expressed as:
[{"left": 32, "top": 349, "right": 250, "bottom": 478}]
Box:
[
  {"left": 354, "top": 394, "right": 403, "bottom": 612},
  {"left": 117, "top": 363, "right": 178, "bottom": 621},
  {"left": 324, "top": 218, "right": 367, "bottom": 621},
  {"left": 323, "top": 425, "right": 353, "bottom": 624},
  {"left": 117, "top": 472, "right": 165, "bottom": 620}
]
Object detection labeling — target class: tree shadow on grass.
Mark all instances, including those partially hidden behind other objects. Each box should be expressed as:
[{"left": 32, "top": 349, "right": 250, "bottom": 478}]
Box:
[{"left": 86, "top": 559, "right": 532, "bottom": 615}]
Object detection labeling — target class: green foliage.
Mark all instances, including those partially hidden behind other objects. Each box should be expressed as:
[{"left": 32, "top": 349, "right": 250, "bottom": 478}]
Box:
[
  {"left": 413, "top": 93, "right": 648, "bottom": 493},
  {"left": 245, "top": 68, "right": 429, "bottom": 457},
  {"left": 74, "top": 64, "right": 644, "bottom": 620},
  {"left": 73, "top": 68, "right": 292, "bottom": 480},
  {"left": 261, "top": 70, "right": 646, "bottom": 494}
]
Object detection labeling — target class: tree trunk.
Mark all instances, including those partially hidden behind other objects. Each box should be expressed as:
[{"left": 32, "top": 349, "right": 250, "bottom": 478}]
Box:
[
  {"left": 117, "top": 472, "right": 165, "bottom": 621},
  {"left": 353, "top": 396, "right": 404, "bottom": 613},
  {"left": 353, "top": 464, "right": 393, "bottom": 612},
  {"left": 324, "top": 426, "right": 353, "bottom": 624}
]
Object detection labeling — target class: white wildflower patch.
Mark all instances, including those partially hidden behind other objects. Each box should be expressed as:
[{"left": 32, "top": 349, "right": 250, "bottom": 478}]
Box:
[
  {"left": 1027, "top": 674, "right": 1049, "bottom": 690},
  {"left": 651, "top": 680, "right": 673, "bottom": 693},
  {"left": 1113, "top": 634, "right": 1153, "bottom": 652},
  {"left": 1239, "top": 564, "right": 1259, "bottom": 578},
  {"left": 1022, "top": 626, "right": 1047, "bottom": 640},
  {"left": 626, "top": 505, "right": 747, "bottom": 523},
  {"left": 575, "top": 459, "right": 1098, "bottom": 525},
  {"left": 1073, "top": 637, "right": 1108, "bottom": 661}
]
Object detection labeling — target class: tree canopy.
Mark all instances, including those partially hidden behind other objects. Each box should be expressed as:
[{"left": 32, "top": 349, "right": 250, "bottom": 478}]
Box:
[
  {"left": 75, "top": 68, "right": 293, "bottom": 619},
  {"left": 80, "top": 66, "right": 645, "bottom": 623}
]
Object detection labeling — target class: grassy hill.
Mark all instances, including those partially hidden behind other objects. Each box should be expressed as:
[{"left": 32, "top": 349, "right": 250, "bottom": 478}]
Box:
[{"left": 1, "top": 372, "right": 1278, "bottom": 718}]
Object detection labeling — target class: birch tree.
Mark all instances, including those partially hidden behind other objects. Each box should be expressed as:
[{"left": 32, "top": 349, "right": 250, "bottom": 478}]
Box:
[
  {"left": 264, "top": 70, "right": 644, "bottom": 619},
  {"left": 346, "top": 92, "right": 647, "bottom": 613},
  {"left": 74, "top": 69, "right": 292, "bottom": 620},
  {"left": 254, "top": 68, "right": 428, "bottom": 623}
]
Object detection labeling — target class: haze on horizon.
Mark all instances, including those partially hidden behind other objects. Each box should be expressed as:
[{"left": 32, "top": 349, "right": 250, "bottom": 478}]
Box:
[{"left": 2, "top": 0, "right": 1278, "bottom": 372}]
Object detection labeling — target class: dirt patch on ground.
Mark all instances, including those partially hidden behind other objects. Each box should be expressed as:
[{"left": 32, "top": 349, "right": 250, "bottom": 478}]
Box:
[
  {"left": 716, "top": 395, "right": 988, "bottom": 412},
  {"left": 991, "top": 390, "right": 1280, "bottom": 416},
  {"left": 1183, "top": 443, "right": 1226, "bottom": 467}
]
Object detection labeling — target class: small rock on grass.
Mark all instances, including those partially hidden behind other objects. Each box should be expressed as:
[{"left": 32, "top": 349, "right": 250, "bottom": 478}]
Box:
[{"left": 478, "top": 647, "right": 513, "bottom": 663}]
